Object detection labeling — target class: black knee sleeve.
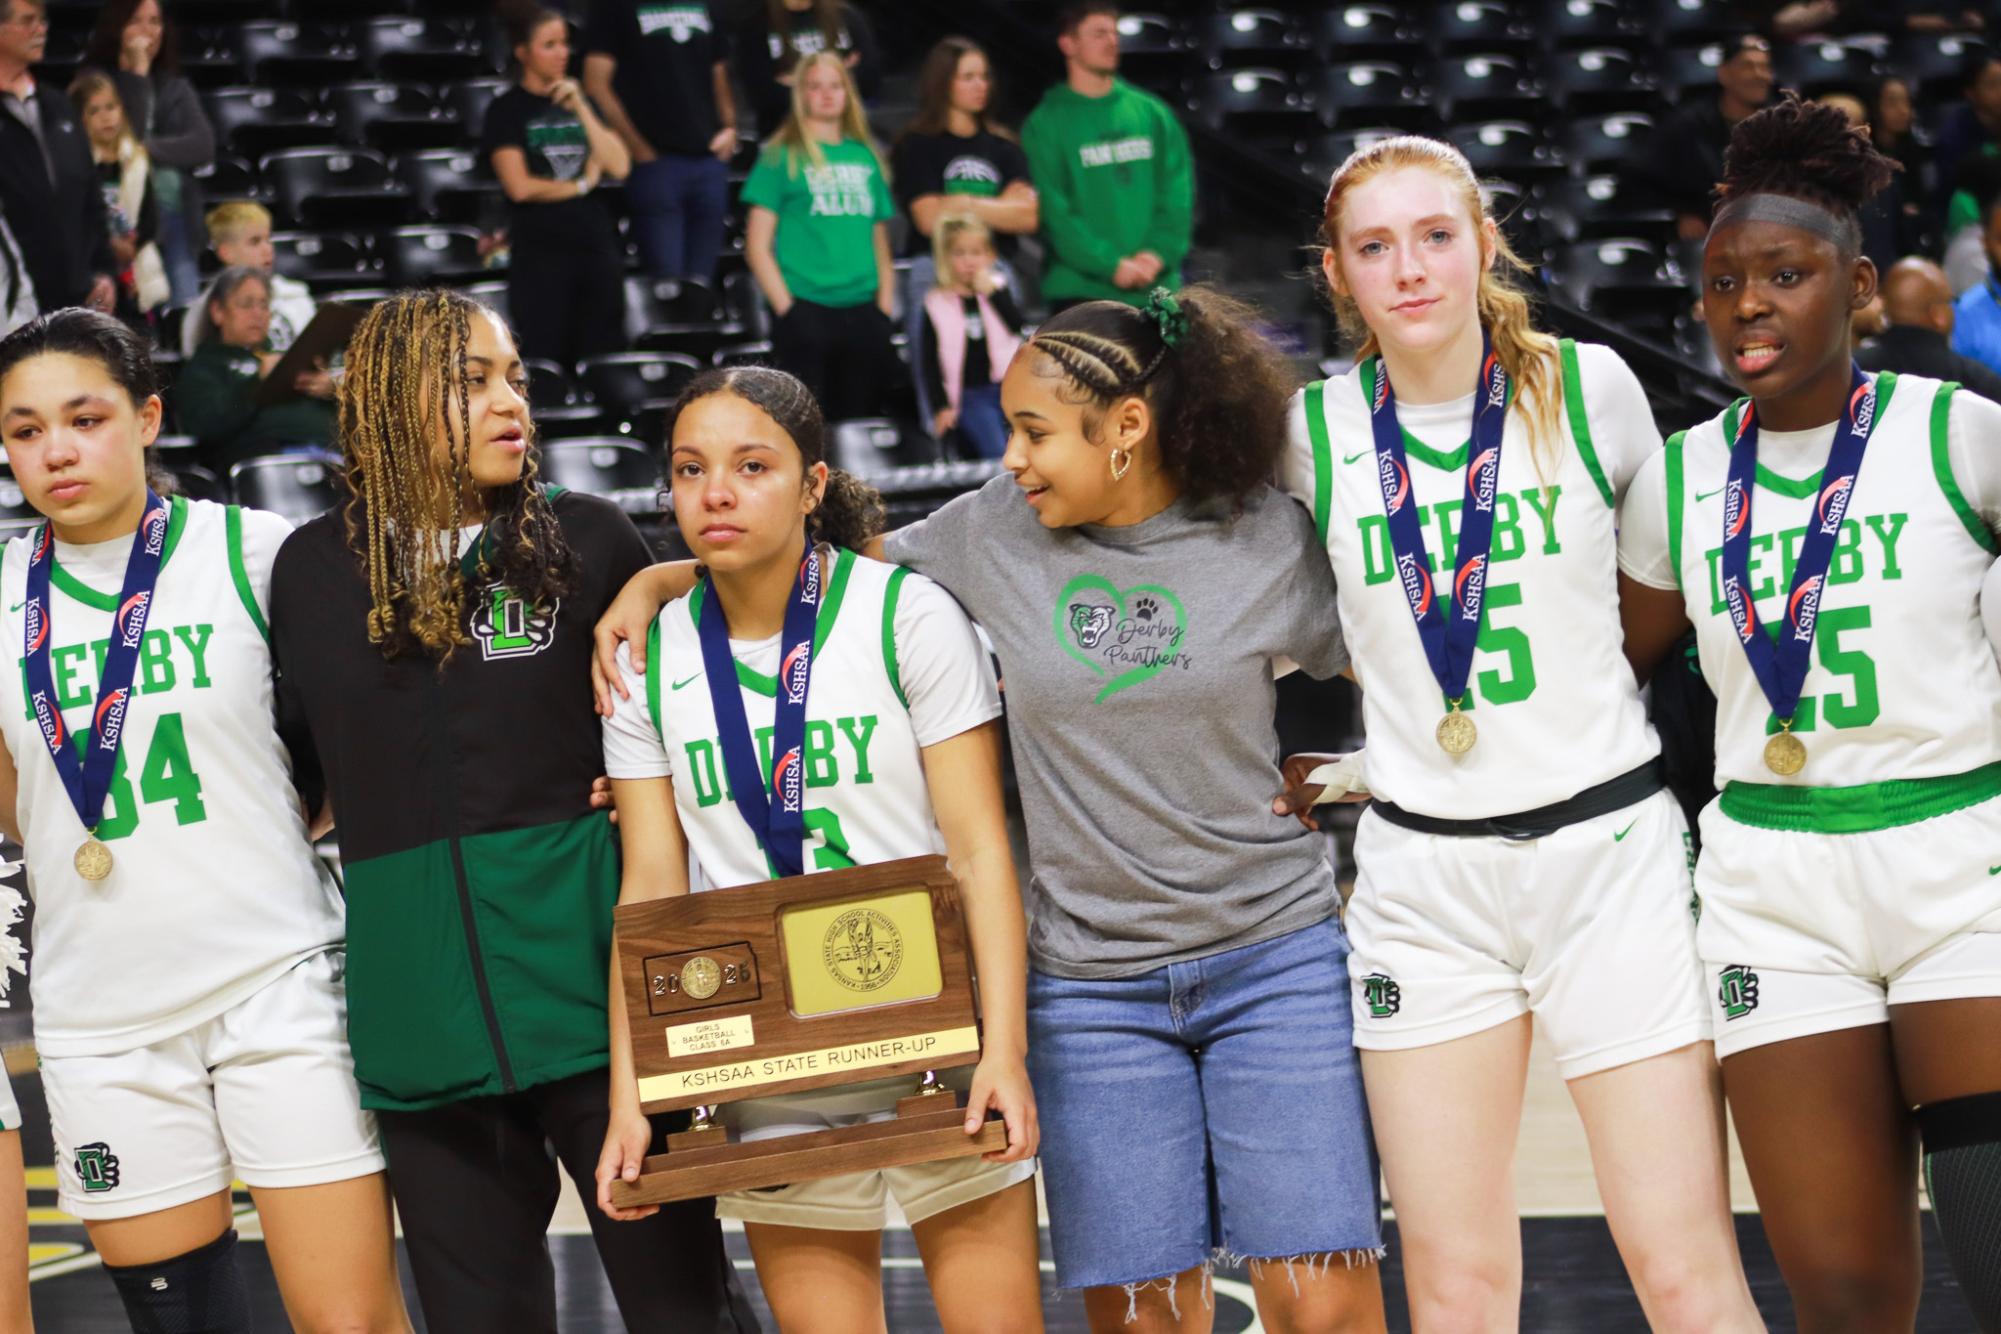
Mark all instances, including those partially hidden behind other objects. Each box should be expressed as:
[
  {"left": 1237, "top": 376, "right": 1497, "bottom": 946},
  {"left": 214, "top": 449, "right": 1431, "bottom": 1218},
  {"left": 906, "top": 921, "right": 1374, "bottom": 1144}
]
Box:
[
  {"left": 1918, "top": 1091, "right": 2001, "bottom": 1334},
  {"left": 102, "top": 1228, "right": 252, "bottom": 1334}
]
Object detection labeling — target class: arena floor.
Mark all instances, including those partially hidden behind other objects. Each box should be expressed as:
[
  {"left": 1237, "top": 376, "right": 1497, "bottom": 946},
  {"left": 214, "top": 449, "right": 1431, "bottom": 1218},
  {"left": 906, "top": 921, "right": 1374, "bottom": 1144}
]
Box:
[{"left": 8, "top": 1037, "right": 1971, "bottom": 1332}]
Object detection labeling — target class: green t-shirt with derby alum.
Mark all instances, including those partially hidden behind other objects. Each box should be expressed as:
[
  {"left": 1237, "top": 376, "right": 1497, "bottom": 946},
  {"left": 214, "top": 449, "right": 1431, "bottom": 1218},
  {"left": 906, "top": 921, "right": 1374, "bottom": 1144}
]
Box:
[
  {"left": 741, "top": 138, "right": 894, "bottom": 308},
  {"left": 1021, "top": 78, "right": 1194, "bottom": 307},
  {"left": 885, "top": 477, "right": 1347, "bottom": 978}
]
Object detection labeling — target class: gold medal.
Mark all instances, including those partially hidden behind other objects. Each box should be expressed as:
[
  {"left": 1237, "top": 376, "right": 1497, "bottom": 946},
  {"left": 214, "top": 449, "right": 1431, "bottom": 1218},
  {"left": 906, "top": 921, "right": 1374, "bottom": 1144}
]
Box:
[
  {"left": 679, "top": 956, "right": 722, "bottom": 1000},
  {"left": 73, "top": 837, "right": 112, "bottom": 882},
  {"left": 1763, "top": 729, "right": 1807, "bottom": 776},
  {"left": 1436, "top": 707, "right": 1477, "bottom": 755}
]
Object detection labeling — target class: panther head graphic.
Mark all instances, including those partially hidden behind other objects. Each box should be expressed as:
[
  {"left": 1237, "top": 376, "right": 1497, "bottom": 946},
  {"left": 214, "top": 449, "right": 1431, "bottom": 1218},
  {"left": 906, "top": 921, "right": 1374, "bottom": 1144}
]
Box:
[{"left": 1069, "top": 604, "right": 1113, "bottom": 648}]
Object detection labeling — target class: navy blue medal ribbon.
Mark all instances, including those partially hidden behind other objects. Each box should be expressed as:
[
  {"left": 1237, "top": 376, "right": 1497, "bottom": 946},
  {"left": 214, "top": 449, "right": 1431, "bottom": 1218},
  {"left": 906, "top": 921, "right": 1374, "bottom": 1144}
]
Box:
[
  {"left": 1718, "top": 364, "right": 1879, "bottom": 773},
  {"left": 696, "top": 541, "right": 821, "bottom": 878},
  {"left": 1367, "top": 334, "right": 1509, "bottom": 750},
  {"left": 22, "top": 492, "right": 170, "bottom": 875}
]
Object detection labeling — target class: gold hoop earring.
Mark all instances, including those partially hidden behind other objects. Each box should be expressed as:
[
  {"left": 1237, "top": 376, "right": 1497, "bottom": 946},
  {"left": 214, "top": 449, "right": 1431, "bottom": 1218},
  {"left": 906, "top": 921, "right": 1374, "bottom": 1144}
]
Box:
[{"left": 1109, "top": 448, "right": 1132, "bottom": 481}]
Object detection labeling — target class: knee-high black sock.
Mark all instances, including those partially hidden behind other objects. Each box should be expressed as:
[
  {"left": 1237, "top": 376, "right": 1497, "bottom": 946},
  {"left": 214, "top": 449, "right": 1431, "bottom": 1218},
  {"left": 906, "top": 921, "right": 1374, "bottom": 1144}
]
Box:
[
  {"left": 101, "top": 1228, "right": 251, "bottom": 1334},
  {"left": 1919, "top": 1091, "right": 2001, "bottom": 1333}
]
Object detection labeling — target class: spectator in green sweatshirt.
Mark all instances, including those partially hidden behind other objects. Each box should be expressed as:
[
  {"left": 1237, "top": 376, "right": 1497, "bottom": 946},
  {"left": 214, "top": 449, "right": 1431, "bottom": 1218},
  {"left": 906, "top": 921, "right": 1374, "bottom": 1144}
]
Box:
[
  {"left": 1021, "top": 4, "right": 1192, "bottom": 310},
  {"left": 173, "top": 264, "right": 334, "bottom": 475}
]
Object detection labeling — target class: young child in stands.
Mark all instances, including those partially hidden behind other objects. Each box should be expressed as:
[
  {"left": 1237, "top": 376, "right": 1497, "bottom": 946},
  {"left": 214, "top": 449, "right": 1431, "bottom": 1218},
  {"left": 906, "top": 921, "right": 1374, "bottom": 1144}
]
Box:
[
  {"left": 917, "top": 215, "right": 1021, "bottom": 460},
  {"left": 178, "top": 202, "right": 318, "bottom": 358},
  {"left": 69, "top": 70, "right": 168, "bottom": 328}
]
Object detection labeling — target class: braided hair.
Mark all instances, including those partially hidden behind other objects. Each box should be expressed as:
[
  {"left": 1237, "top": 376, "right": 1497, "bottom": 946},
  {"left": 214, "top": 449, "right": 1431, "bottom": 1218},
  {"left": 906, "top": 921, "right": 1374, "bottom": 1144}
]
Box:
[
  {"left": 1025, "top": 285, "right": 1296, "bottom": 507},
  {"left": 667, "top": 366, "right": 885, "bottom": 551},
  {"left": 337, "top": 289, "right": 574, "bottom": 660},
  {"left": 1716, "top": 91, "right": 1898, "bottom": 234}
]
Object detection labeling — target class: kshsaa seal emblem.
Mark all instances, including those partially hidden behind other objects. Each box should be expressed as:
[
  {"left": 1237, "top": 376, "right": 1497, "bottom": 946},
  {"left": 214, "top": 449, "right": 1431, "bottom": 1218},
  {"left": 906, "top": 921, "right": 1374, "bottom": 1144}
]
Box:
[{"left": 823, "top": 908, "right": 904, "bottom": 993}]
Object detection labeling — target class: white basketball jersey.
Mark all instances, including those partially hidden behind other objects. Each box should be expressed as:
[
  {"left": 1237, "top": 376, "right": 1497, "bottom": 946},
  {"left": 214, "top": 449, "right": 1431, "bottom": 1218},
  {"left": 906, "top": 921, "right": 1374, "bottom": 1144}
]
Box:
[
  {"left": 0, "top": 499, "right": 342, "bottom": 1057},
  {"left": 1284, "top": 343, "right": 1659, "bottom": 818},
  {"left": 1663, "top": 374, "right": 2001, "bottom": 787},
  {"left": 647, "top": 549, "right": 947, "bottom": 885}
]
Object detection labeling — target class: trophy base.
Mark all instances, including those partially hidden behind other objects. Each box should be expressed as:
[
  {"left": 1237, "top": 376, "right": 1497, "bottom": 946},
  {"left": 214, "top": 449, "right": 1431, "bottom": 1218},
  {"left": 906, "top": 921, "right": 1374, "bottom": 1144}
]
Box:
[{"left": 609, "top": 1091, "right": 1009, "bottom": 1208}]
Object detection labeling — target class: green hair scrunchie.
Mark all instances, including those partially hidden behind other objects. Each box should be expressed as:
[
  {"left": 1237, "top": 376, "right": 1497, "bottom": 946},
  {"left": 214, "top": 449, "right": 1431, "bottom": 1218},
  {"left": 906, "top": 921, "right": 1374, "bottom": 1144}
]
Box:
[{"left": 1145, "top": 286, "right": 1186, "bottom": 348}]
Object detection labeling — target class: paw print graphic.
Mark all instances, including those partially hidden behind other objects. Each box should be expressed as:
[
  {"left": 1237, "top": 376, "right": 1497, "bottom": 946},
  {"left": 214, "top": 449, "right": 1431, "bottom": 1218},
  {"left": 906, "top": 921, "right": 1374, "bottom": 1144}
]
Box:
[{"left": 1133, "top": 596, "right": 1158, "bottom": 621}]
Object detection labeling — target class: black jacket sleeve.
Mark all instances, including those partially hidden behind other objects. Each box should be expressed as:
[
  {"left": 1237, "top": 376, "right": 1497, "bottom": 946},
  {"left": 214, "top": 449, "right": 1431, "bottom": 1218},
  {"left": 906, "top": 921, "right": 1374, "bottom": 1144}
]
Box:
[{"left": 918, "top": 306, "right": 946, "bottom": 410}]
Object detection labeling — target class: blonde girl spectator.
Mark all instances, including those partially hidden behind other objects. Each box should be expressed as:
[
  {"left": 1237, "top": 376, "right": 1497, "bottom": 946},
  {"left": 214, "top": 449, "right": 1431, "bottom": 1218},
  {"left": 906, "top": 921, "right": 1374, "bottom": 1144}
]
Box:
[
  {"left": 917, "top": 214, "right": 1021, "bottom": 458},
  {"left": 68, "top": 69, "right": 168, "bottom": 325}
]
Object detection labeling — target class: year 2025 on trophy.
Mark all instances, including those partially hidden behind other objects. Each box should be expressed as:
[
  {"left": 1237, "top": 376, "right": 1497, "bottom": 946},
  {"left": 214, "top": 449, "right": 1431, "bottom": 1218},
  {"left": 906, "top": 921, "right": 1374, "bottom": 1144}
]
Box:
[{"left": 608, "top": 854, "right": 1007, "bottom": 1207}]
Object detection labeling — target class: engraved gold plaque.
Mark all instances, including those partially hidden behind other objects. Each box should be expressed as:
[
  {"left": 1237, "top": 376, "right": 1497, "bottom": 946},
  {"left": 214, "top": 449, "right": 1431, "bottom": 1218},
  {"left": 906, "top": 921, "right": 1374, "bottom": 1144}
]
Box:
[{"left": 779, "top": 889, "right": 943, "bottom": 1018}]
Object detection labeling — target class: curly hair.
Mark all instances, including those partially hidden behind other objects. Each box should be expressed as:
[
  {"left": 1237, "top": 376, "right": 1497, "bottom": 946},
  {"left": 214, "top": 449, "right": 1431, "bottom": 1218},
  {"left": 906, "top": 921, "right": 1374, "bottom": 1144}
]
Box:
[
  {"left": 668, "top": 366, "right": 885, "bottom": 552},
  {"left": 1717, "top": 91, "right": 1898, "bottom": 221},
  {"left": 338, "top": 289, "right": 574, "bottom": 661},
  {"left": 1025, "top": 285, "right": 1296, "bottom": 508}
]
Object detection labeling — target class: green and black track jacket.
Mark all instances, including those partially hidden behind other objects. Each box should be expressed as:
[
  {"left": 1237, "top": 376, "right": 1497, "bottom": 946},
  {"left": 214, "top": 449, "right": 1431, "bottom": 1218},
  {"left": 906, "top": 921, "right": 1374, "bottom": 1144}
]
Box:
[{"left": 270, "top": 490, "right": 651, "bottom": 1111}]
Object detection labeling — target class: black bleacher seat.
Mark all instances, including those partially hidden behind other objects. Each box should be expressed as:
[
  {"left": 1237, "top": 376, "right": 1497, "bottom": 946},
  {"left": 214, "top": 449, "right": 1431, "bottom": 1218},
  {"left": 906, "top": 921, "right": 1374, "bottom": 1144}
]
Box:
[
  {"left": 1647, "top": 0, "right": 1739, "bottom": 45},
  {"left": 359, "top": 15, "right": 491, "bottom": 82},
  {"left": 1546, "top": 47, "right": 1656, "bottom": 113},
  {"left": 536, "top": 439, "right": 662, "bottom": 505},
  {"left": 1192, "top": 69, "right": 1317, "bottom": 139},
  {"left": 1542, "top": 174, "right": 1678, "bottom": 248},
  {"left": 579, "top": 353, "right": 703, "bottom": 417},
  {"left": 713, "top": 341, "right": 775, "bottom": 369},
  {"left": 378, "top": 226, "right": 488, "bottom": 287},
  {"left": 270, "top": 230, "right": 372, "bottom": 288},
  {"left": 328, "top": 82, "right": 465, "bottom": 153},
  {"left": 462, "top": 280, "right": 509, "bottom": 322},
  {"left": 523, "top": 358, "right": 578, "bottom": 407},
  {"left": 396, "top": 149, "right": 500, "bottom": 224},
  {"left": 1536, "top": 0, "right": 1640, "bottom": 52},
  {"left": 1112, "top": 13, "right": 1194, "bottom": 89},
  {"left": 1301, "top": 126, "right": 1404, "bottom": 182},
  {"left": 262, "top": 148, "right": 411, "bottom": 229},
  {"left": 1433, "top": 53, "right": 1543, "bottom": 123},
  {"left": 192, "top": 155, "right": 262, "bottom": 204},
  {"left": 237, "top": 21, "right": 361, "bottom": 86},
  {"left": 179, "top": 24, "right": 242, "bottom": 89},
  {"left": 445, "top": 78, "right": 511, "bottom": 141},
  {"left": 1314, "top": 62, "right": 1429, "bottom": 132},
  {"left": 1894, "top": 33, "right": 1988, "bottom": 103},
  {"left": 1199, "top": 8, "right": 1307, "bottom": 70},
  {"left": 229, "top": 455, "right": 342, "bottom": 526},
  {"left": 1661, "top": 41, "right": 1729, "bottom": 104},
  {"left": 1562, "top": 112, "right": 1654, "bottom": 173},
  {"left": 174, "top": 0, "right": 270, "bottom": 24},
  {"left": 534, "top": 405, "right": 610, "bottom": 439},
  {"left": 828, "top": 419, "right": 940, "bottom": 476},
  {"left": 721, "top": 271, "right": 770, "bottom": 339},
  {"left": 173, "top": 466, "right": 229, "bottom": 504},
  {"left": 317, "top": 286, "right": 394, "bottom": 308},
  {"left": 203, "top": 87, "right": 331, "bottom": 159},
  {"left": 1430, "top": 1, "right": 1535, "bottom": 55},
  {"left": 1310, "top": 6, "right": 1422, "bottom": 63},
  {"left": 1772, "top": 39, "right": 1877, "bottom": 98},
  {"left": 1449, "top": 120, "right": 1566, "bottom": 185},
  {"left": 0, "top": 477, "right": 37, "bottom": 526},
  {"left": 1548, "top": 237, "right": 1686, "bottom": 334}
]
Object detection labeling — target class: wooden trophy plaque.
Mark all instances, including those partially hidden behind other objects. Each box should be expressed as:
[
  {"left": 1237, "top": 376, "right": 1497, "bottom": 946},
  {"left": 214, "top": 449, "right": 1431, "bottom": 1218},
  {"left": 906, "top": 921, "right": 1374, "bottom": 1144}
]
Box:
[{"left": 608, "top": 854, "right": 1006, "bottom": 1207}]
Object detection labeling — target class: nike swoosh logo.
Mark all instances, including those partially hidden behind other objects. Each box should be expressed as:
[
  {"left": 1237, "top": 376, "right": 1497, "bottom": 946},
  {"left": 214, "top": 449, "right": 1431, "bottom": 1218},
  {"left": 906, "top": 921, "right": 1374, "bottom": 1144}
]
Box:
[
  {"left": 1695, "top": 486, "right": 1725, "bottom": 502},
  {"left": 1342, "top": 450, "right": 1371, "bottom": 465},
  {"left": 6, "top": 602, "right": 19, "bottom": 613},
  {"left": 1613, "top": 820, "right": 1638, "bottom": 842},
  {"left": 1990, "top": 865, "right": 2001, "bottom": 876},
  {"left": 670, "top": 672, "right": 701, "bottom": 691}
]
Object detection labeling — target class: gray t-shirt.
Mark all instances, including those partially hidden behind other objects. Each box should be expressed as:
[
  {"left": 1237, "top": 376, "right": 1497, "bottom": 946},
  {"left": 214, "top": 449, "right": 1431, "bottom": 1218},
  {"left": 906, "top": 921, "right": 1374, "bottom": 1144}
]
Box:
[{"left": 885, "top": 475, "right": 1348, "bottom": 979}]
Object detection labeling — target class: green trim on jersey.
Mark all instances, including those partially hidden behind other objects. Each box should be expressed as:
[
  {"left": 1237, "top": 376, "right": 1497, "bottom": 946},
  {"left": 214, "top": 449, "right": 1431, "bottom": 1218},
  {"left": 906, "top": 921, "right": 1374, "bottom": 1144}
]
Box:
[
  {"left": 224, "top": 506, "right": 267, "bottom": 640},
  {"left": 882, "top": 566, "right": 910, "bottom": 708},
  {"left": 1929, "top": 382, "right": 2001, "bottom": 555},
  {"left": 645, "top": 618, "right": 663, "bottom": 736},
  {"left": 1720, "top": 759, "right": 2001, "bottom": 833},
  {"left": 1720, "top": 375, "right": 1902, "bottom": 500},
  {"left": 1303, "top": 380, "right": 1333, "bottom": 545},
  {"left": 1558, "top": 339, "right": 1613, "bottom": 508},
  {"left": 1358, "top": 356, "right": 1515, "bottom": 473},
  {"left": 457, "top": 484, "right": 570, "bottom": 579},
  {"left": 1665, "top": 430, "right": 1686, "bottom": 590},
  {"left": 684, "top": 546, "right": 858, "bottom": 697},
  {"left": 48, "top": 494, "right": 191, "bottom": 610}
]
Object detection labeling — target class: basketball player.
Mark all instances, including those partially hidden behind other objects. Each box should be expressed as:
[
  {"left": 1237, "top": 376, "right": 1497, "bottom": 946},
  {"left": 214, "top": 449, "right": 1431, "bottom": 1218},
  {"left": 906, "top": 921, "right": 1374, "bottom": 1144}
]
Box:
[
  {"left": 0, "top": 309, "right": 406, "bottom": 1333},
  {"left": 1273, "top": 136, "right": 1760, "bottom": 1331},
  {"left": 596, "top": 366, "right": 1042, "bottom": 1331},
  {"left": 1620, "top": 95, "right": 2001, "bottom": 1331}
]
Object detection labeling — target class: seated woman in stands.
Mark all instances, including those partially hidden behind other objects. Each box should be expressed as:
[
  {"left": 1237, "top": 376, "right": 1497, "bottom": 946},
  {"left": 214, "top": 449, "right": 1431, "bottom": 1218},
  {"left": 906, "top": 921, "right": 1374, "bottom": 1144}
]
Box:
[{"left": 174, "top": 264, "right": 333, "bottom": 476}]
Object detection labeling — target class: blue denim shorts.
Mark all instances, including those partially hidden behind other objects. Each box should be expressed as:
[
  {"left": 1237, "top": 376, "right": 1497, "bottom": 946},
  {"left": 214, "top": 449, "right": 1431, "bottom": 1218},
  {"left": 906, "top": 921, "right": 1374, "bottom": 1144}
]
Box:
[{"left": 1026, "top": 918, "right": 1383, "bottom": 1289}]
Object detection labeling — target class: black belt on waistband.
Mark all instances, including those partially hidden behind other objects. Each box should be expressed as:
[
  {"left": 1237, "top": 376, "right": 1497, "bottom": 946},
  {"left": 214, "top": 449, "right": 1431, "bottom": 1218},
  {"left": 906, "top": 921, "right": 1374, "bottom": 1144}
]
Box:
[{"left": 1368, "top": 759, "right": 1666, "bottom": 841}]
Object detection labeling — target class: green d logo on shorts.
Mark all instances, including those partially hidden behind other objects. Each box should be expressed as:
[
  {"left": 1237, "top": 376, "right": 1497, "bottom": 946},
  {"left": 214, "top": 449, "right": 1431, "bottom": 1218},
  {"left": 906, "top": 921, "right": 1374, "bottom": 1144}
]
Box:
[
  {"left": 74, "top": 1142, "right": 120, "bottom": 1193},
  {"left": 1362, "top": 973, "right": 1402, "bottom": 1019},
  {"left": 1717, "top": 965, "right": 1761, "bottom": 1021}
]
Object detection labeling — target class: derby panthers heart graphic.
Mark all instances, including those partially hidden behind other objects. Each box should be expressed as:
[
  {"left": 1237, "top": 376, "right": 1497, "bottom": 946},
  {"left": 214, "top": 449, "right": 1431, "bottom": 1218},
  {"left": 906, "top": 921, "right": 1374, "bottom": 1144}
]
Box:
[{"left": 1053, "top": 574, "right": 1189, "bottom": 702}]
